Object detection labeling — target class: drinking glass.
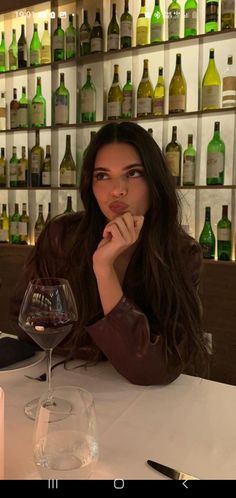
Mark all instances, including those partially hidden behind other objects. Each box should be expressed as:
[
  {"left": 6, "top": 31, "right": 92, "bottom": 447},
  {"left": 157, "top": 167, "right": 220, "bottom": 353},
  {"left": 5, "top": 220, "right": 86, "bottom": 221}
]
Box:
[
  {"left": 18, "top": 278, "right": 78, "bottom": 420},
  {"left": 33, "top": 386, "right": 99, "bottom": 479}
]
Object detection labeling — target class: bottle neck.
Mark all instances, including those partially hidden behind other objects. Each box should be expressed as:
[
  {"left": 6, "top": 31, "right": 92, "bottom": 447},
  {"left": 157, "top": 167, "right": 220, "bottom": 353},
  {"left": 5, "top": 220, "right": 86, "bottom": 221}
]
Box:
[
  {"left": 36, "top": 81, "right": 42, "bottom": 96},
  {"left": 65, "top": 136, "right": 71, "bottom": 154},
  {"left": 222, "top": 206, "right": 228, "bottom": 218},
  {"left": 172, "top": 128, "right": 177, "bottom": 142}
]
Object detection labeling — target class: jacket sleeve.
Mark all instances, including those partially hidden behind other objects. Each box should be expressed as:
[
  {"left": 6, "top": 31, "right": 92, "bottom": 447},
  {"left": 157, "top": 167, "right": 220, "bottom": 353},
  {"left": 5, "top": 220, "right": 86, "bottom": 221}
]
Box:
[{"left": 86, "top": 241, "right": 203, "bottom": 386}]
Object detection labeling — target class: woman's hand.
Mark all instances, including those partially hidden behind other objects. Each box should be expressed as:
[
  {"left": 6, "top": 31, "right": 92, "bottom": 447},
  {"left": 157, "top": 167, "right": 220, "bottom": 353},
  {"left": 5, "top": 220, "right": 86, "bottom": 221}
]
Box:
[{"left": 93, "top": 212, "right": 144, "bottom": 270}]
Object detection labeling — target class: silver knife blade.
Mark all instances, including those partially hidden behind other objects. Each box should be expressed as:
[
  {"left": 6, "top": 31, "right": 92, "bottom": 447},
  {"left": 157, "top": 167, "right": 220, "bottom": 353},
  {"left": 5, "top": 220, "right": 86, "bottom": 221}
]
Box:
[{"left": 147, "top": 460, "right": 199, "bottom": 480}]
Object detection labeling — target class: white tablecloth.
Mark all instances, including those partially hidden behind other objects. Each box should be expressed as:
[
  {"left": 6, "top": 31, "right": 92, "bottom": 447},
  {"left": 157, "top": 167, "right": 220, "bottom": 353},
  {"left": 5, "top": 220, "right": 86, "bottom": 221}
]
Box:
[{"left": 1, "top": 356, "right": 236, "bottom": 480}]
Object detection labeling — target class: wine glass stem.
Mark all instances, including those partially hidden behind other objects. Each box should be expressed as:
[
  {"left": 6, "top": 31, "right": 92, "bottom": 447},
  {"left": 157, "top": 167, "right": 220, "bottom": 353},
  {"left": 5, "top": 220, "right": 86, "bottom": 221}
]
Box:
[{"left": 46, "top": 348, "right": 53, "bottom": 393}]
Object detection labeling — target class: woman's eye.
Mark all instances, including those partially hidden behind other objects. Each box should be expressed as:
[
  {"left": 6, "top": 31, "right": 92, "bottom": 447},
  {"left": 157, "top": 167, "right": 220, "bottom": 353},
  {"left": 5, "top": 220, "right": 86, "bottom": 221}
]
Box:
[
  {"left": 94, "top": 172, "right": 108, "bottom": 180},
  {"left": 127, "top": 169, "right": 143, "bottom": 178}
]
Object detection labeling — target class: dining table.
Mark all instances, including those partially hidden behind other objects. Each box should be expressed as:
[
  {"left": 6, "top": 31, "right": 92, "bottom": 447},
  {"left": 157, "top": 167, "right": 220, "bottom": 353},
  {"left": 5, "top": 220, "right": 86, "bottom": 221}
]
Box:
[{"left": 1, "top": 349, "right": 236, "bottom": 483}]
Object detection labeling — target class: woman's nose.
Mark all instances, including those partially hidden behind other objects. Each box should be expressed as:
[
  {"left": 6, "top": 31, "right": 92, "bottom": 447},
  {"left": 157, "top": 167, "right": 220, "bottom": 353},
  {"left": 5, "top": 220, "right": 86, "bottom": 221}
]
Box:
[{"left": 110, "top": 178, "right": 128, "bottom": 197}]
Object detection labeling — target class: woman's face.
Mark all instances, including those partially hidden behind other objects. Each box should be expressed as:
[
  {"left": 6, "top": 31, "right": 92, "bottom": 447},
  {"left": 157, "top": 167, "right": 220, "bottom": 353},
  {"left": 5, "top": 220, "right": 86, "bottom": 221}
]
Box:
[{"left": 92, "top": 142, "right": 150, "bottom": 221}]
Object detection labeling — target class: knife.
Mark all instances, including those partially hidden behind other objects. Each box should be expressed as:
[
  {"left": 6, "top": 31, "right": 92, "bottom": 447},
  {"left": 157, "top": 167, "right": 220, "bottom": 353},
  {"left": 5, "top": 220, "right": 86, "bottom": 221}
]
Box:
[{"left": 147, "top": 460, "right": 199, "bottom": 480}]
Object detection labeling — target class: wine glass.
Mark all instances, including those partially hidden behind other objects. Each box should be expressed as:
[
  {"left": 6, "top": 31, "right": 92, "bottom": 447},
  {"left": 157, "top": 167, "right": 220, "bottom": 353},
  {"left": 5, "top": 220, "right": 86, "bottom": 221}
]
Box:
[
  {"left": 33, "top": 385, "right": 99, "bottom": 479},
  {"left": 18, "top": 277, "right": 78, "bottom": 420}
]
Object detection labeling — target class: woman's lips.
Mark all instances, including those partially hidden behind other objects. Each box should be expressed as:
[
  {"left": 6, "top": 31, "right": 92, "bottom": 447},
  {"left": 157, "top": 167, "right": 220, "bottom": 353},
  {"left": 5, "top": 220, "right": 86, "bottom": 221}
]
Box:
[{"left": 109, "top": 202, "right": 130, "bottom": 213}]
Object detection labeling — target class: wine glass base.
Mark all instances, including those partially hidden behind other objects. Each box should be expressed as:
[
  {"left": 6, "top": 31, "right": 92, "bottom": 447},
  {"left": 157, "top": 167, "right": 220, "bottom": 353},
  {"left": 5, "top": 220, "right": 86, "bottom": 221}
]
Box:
[
  {"left": 24, "top": 397, "right": 40, "bottom": 420},
  {"left": 24, "top": 397, "right": 72, "bottom": 421}
]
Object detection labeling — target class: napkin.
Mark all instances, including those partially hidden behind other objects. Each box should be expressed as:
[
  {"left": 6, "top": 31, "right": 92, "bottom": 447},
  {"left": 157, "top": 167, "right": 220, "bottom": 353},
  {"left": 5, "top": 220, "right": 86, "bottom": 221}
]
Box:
[
  {"left": 0, "top": 337, "right": 38, "bottom": 369},
  {"left": 0, "top": 388, "right": 4, "bottom": 479}
]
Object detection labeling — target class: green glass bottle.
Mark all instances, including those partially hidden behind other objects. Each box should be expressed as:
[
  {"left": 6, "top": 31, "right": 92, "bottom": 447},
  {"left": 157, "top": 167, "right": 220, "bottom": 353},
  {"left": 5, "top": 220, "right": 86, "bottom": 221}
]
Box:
[
  {"left": 30, "top": 129, "right": 44, "bottom": 187},
  {"left": 30, "top": 23, "right": 41, "bottom": 66},
  {"left": 205, "top": 0, "right": 219, "bottom": 33},
  {"left": 19, "top": 202, "right": 29, "bottom": 245},
  {"left": 65, "top": 13, "right": 77, "bottom": 59},
  {"left": 120, "top": 0, "right": 132, "bottom": 49},
  {"left": 165, "top": 125, "right": 182, "bottom": 186},
  {"left": 0, "top": 32, "right": 6, "bottom": 72},
  {"left": 80, "top": 68, "right": 96, "bottom": 123},
  {"left": 169, "top": 53, "right": 187, "bottom": 113},
  {"left": 199, "top": 207, "right": 215, "bottom": 259},
  {"left": 10, "top": 203, "right": 21, "bottom": 244},
  {"left": 18, "top": 145, "right": 28, "bottom": 187},
  {"left": 41, "top": 22, "right": 51, "bottom": 64},
  {"left": 151, "top": 0, "right": 164, "bottom": 43},
  {"left": 107, "top": 3, "right": 120, "bottom": 51},
  {"left": 18, "top": 24, "right": 27, "bottom": 68},
  {"left": 41, "top": 145, "right": 51, "bottom": 187},
  {"left": 202, "top": 48, "right": 221, "bottom": 111},
  {"left": 34, "top": 204, "right": 45, "bottom": 244},
  {"left": 9, "top": 146, "right": 18, "bottom": 187},
  {"left": 206, "top": 121, "right": 225, "bottom": 185},
  {"left": 137, "top": 59, "right": 153, "bottom": 117},
  {"left": 0, "top": 204, "right": 9, "bottom": 243},
  {"left": 107, "top": 64, "right": 122, "bottom": 120},
  {"left": 168, "top": 0, "right": 181, "bottom": 41},
  {"left": 90, "top": 9, "right": 104, "bottom": 53},
  {"left": 183, "top": 134, "right": 196, "bottom": 186},
  {"left": 221, "top": 0, "right": 235, "bottom": 30},
  {"left": 64, "top": 195, "right": 75, "bottom": 213},
  {"left": 217, "top": 205, "right": 232, "bottom": 260},
  {"left": 54, "top": 72, "right": 69, "bottom": 125},
  {"left": 122, "top": 70, "right": 133, "bottom": 118},
  {"left": 18, "top": 86, "right": 29, "bottom": 129},
  {"left": 184, "top": 0, "right": 197, "bottom": 37},
  {"left": 31, "top": 77, "right": 46, "bottom": 128},
  {"left": 153, "top": 66, "right": 165, "bottom": 116},
  {"left": 8, "top": 29, "right": 18, "bottom": 70},
  {"left": 60, "top": 135, "right": 76, "bottom": 187},
  {"left": 136, "top": 0, "right": 149, "bottom": 46},
  {"left": 0, "top": 148, "right": 6, "bottom": 187},
  {"left": 79, "top": 10, "right": 91, "bottom": 56},
  {"left": 53, "top": 17, "right": 65, "bottom": 61}
]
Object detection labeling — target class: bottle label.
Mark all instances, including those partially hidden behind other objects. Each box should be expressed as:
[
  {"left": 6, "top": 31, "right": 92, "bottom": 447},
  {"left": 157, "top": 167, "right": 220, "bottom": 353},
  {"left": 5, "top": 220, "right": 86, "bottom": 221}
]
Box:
[
  {"left": 10, "top": 109, "right": 18, "bottom": 128},
  {"left": 169, "top": 95, "right": 186, "bottom": 112},
  {"left": 206, "top": 3, "right": 218, "bottom": 23},
  {"left": 81, "top": 90, "right": 96, "bottom": 113},
  {"left": 0, "top": 53, "right": 5, "bottom": 66},
  {"left": 122, "top": 92, "right": 132, "bottom": 115},
  {"left": 137, "top": 97, "right": 152, "bottom": 115},
  {"left": 221, "top": 0, "right": 234, "bottom": 14},
  {"left": 9, "top": 50, "right": 17, "bottom": 67},
  {"left": 31, "top": 103, "right": 44, "bottom": 126},
  {"left": 183, "top": 156, "right": 195, "bottom": 184},
  {"left": 217, "top": 228, "right": 231, "bottom": 241},
  {"left": 18, "top": 45, "right": 27, "bottom": 62},
  {"left": 153, "top": 97, "right": 164, "bottom": 115},
  {"left": 66, "top": 35, "right": 76, "bottom": 50},
  {"left": 151, "top": 25, "right": 162, "bottom": 42},
  {"left": 207, "top": 152, "right": 224, "bottom": 178},
  {"left": 42, "top": 171, "right": 50, "bottom": 185},
  {"left": 31, "top": 153, "right": 41, "bottom": 174},
  {"left": 136, "top": 26, "right": 148, "bottom": 45},
  {"left": 185, "top": 9, "right": 197, "bottom": 30},
  {"left": 53, "top": 35, "right": 64, "bottom": 50},
  {"left": 0, "top": 229, "right": 8, "bottom": 242},
  {"left": 18, "top": 221, "right": 27, "bottom": 236},
  {"left": 18, "top": 107, "right": 28, "bottom": 127},
  {"left": 121, "top": 20, "right": 132, "bottom": 38},
  {"left": 165, "top": 151, "right": 180, "bottom": 177},
  {"left": 18, "top": 160, "right": 27, "bottom": 181},
  {"left": 34, "top": 229, "right": 42, "bottom": 243},
  {"left": 107, "top": 34, "right": 119, "bottom": 50},
  {"left": 80, "top": 30, "right": 90, "bottom": 43},
  {"left": 0, "top": 107, "right": 6, "bottom": 118},
  {"left": 41, "top": 45, "right": 50, "bottom": 62},
  {"left": 30, "top": 50, "right": 40, "bottom": 64},
  {"left": 168, "top": 14, "right": 180, "bottom": 37},
  {"left": 202, "top": 86, "right": 220, "bottom": 108},
  {"left": 222, "top": 76, "right": 236, "bottom": 106},
  {"left": 60, "top": 170, "right": 76, "bottom": 185},
  {"left": 55, "top": 95, "right": 69, "bottom": 124},
  {"left": 91, "top": 38, "right": 102, "bottom": 53},
  {"left": 107, "top": 101, "right": 121, "bottom": 118},
  {"left": 9, "top": 163, "right": 18, "bottom": 181},
  {"left": 0, "top": 165, "right": 5, "bottom": 176},
  {"left": 10, "top": 221, "right": 19, "bottom": 236}
]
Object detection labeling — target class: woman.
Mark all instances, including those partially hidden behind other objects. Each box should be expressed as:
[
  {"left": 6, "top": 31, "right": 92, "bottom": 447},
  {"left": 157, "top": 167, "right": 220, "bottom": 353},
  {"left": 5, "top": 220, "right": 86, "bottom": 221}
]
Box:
[{"left": 11, "top": 121, "right": 208, "bottom": 385}]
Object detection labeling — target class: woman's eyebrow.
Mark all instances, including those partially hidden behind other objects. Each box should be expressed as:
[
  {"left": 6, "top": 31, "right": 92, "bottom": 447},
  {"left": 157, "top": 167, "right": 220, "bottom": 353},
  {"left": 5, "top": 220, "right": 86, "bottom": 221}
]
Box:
[{"left": 93, "top": 163, "right": 144, "bottom": 172}]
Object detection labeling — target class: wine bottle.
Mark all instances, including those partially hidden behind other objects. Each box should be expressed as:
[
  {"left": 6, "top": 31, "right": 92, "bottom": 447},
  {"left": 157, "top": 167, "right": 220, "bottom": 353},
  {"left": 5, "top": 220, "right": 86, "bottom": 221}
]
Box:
[
  {"left": 41, "top": 145, "right": 51, "bottom": 187},
  {"left": 122, "top": 70, "right": 133, "bottom": 118},
  {"left": 0, "top": 148, "right": 6, "bottom": 187},
  {"left": 18, "top": 146, "right": 28, "bottom": 187},
  {"left": 107, "top": 64, "right": 122, "bottom": 120},
  {"left": 64, "top": 196, "right": 74, "bottom": 213},
  {"left": 31, "top": 77, "right": 46, "bottom": 128},
  {"left": 153, "top": 66, "right": 165, "bottom": 116},
  {"left": 184, "top": 0, "right": 198, "bottom": 37},
  {"left": 0, "top": 204, "right": 9, "bottom": 243},
  {"left": 41, "top": 22, "right": 51, "bottom": 64},
  {"left": 206, "top": 121, "right": 225, "bottom": 185},
  {"left": 107, "top": 3, "right": 120, "bottom": 51},
  {"left": 19, "top": 203, "right": 29, "bottom": 245},
  {"left": 165, "top": 125, "right": 182, "bottom": 185},
  {"left": 18, "top": 86, "right": 29, "bottom": 129},
  {"left": 202, "top": 48, "right": 221, "bottom": 111},
  {"left": 54, "top": 72, "right": 69, "bottom": 125},
  {"left": 30, "top": 129, "right": 44, "bottom": 187},
  {"left": 217, "top": 205, "right": 232, "bottom": 260},
  {"left": 34, "top": 204, "right": 45, "bottom": 244},
  {"left": 79, "top": 10, "right": 91, "bottom": 56},
  {"left": 83, "top": 131, "right": 97, "bottom": 160},
  {"left": 90, "top": 9, "right": 104, "bottom": 54},
  {"left": 65, "top": 13, "right": 77, "bottom": 59},
  {"left": 8, "top": 29, "right": 18, "bottom": 70},
  {"left": 183, "top": 134, "right": 196, "bottom": 186},
  {"left": 53, "top": 17, "right": 64, "bottom": 61},
  {"left": 10, "top": 203, "right": 21, "bottom": 244},
  {"left": 168, "top": 0, "right": 181, "bottom": 41},
  {"left": 0, "top": 32, "right": 6, "bottom": 72},
  {"left": 136, "top": 0, "right": 149, "bottom": 46},
  {"left": 222, "top": 55, "right": 236, "bottom": 108},
  {"left": 205, "top": 0, "right": 219, "bottom": 33},
  {"left": 120, "top": 0, "right": 132, "bottom": 49},
  {"left": 60, "top": 135, "right": 76, "bottom": 187},
  {"left": 10, "top": 88, "right": 19, "bottom": 129},
  {"left": 9, "top": 146, "right": 18, "bottom": 187},
  {"left": 151, "top": 0, "right": 164, "bottom": 43},
  {"left": 30, "top": 23, "right": 41, "bottom": 66},
  {"left": 199, "top": 206, "right": 215, "bottom": 259},
  {"left": 45, "top": 202, "right": 51, "bottom": 224},
  {"left": 18, "top": 24, "right": 27, "bottom": 68},
  {"left": 0, "top": 92, "right": 6, "bottom": 130},
  {"left": 169, "top": 53, "right": 187, "bottom": 113},
  {"left": 137, "top": 59, "right": 153, "bottom": 117},
  {"left": 221, "top": 0, "right": 235, "bottom": 30},
  {"left": 80, "top": 68, "right": 96, "bottom": 123}
]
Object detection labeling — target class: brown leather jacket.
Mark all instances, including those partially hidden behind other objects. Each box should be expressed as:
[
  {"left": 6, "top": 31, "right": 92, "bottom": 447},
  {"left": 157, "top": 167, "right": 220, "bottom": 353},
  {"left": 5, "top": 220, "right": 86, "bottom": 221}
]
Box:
[{"left": 10, "top": 212, "right": 203, "bottom": 386}]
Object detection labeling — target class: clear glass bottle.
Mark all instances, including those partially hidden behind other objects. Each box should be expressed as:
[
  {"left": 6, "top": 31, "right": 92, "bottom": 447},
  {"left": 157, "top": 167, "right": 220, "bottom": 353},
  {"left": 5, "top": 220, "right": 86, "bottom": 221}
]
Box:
[
  {"left": 205, "top": 0, "right": 219, "bottom": 33},
  {"left": 60, "top": 135, "right": 76, "bottom": 187},
  {"left": 183, "top": 134, "right": 196, "bottom": 186},
  {"left": 153, "top": 66, "right": 165, "bottom": 116},
  {"left": 0, "top": 204, "right": 9, "bottom": 243},
  {"left": 18, "top": 86, "right": 29, "bottom": 129},
  {"left": 65, "top": 13, "right": 77, "bottom": 59},
  {"left": 30, "top": 23, "right": 41, "bottom": 66},
  {"left": 18, "top": 24, "right": 27, "bottom": 68},
  {"left": 199, "top": 206, "right": 215, "bottom": 259},
  {"left": 206, "top": 121, "right": 225, "bottom": 185},
  {"left": 122, "top": 70, "right": 133, "bottom": 118},
  {"left": 217, "top": 205, "right": 232, "bottom": 261},
  {"left": 107, "top": 64, "right": 122, "bottom": 120},
  {"left": 54, "top": 72, "right": 70, "bottom": 125},
  {"left": 79, "top": 10, "right": 91, "bottom": 56},
  {"left": 165, "top": 125, "right": 182, "bottom": 186},
  {"left": 80, "top": 68, "right": 96, "bottom": 123},
  {"left": 10, "top": 203, "right": 21, "bottom": 244},
  {"left": 9, "top": 146, "right": 18, "bottom": 187},
  {"left": 184, "top": 0, "right": 197, "bottom": 37},
  {"left": 34, "top": 204, "right": 45, "bottom": 244},
  {"left": 41, "top": 22, "right": 51, "bottom": 64},
  {"left": 169, "top": 53, "right": 187, "bottom": 113},
  {"left": 221, "top": 0, "right": 235, "bottom": 30},
  {"left": 90, "top": 9, "right": 104, "bottom": 54},
  {"left": 53, "top": 17, "right": 65, "bottom": 61},
  {"left": 31, "top": 77, "right": 46, "bottom": 128},
  {"left": 151, "top": 0, "right": 164, "bottom": 43},
  {"left": 30, "top": 129, "right": 44, "bottom": 187},
  {"left": 202, "top": 48, "right": 221, "bottom": 111},
  {"left": 120, "top": 0, "right": 132, "bottom": 49},
  {"left": 0, "top": 148, "right": 6, "bottom": 187},
  {"left": 0, "top": 32, "right": 6, "bottom": 72},
  {"left": 168, "top": 0, "right": 181, "bottom": 41},
  {"left": 8, "top": 29, "right": 18, "bottom": 70},
  {"left": 41, "top": 145, "right": 51, "bottom": 187},
  {"left": 222, "top": 55, "right": 236, "bottom": 108},
  {"left": 137, "top": 59, "right": 153, "bottom": 117},
  {"left": 136, "top": 0, "right": 149, "bottom": 46},
  {"left": 18, "top": 145, "right": 28, "bottom": 187},
  {"left": 107, "top": 3, "right": 120, "bottom": 51},
  {"left": 19, "top": 202, "right": 29, "bottom": 245}
]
